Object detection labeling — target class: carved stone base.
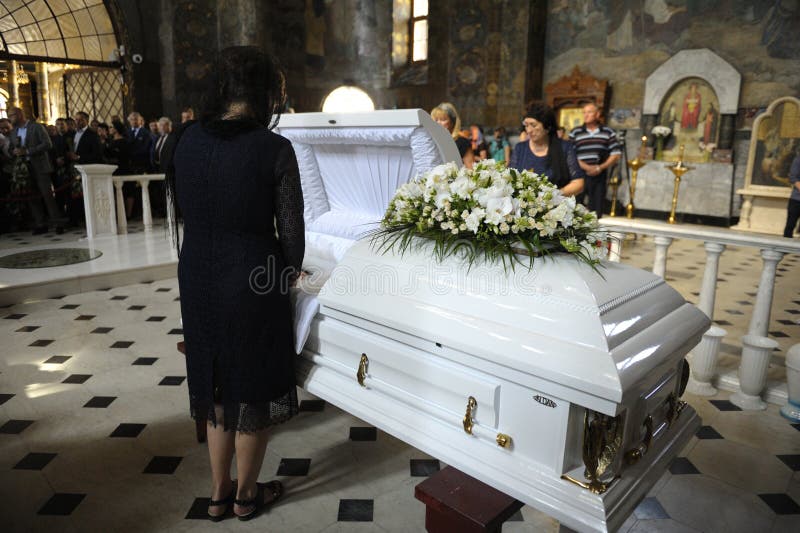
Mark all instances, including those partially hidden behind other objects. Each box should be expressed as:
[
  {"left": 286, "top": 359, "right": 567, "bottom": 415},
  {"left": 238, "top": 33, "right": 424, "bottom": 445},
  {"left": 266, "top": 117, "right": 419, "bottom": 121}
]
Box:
[{"left": 732, "top": 192, "right": 790, "bottom": 235}]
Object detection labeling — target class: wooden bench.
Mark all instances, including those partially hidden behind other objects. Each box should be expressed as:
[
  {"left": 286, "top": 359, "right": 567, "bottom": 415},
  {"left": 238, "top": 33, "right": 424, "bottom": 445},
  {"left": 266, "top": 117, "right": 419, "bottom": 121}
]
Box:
[
  {"left": 414, "top": 466, "right": 524, "bottom": 533},
  {"left": 176, "top": 341, "right": 207, "bottom": 443}
]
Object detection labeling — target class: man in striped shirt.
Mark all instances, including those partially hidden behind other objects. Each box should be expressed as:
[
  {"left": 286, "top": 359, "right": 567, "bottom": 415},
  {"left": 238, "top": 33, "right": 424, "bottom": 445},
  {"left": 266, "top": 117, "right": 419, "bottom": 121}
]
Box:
[{"left": 569, "top": 103, "right": 621, "bottom": 217}]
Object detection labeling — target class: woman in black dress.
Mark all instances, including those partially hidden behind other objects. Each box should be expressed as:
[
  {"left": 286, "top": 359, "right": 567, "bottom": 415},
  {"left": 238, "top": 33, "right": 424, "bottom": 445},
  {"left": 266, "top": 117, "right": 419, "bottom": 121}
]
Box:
[
  {"left": 169, "top": 46, "right": 304, "bottom": 521},
  {"left": 105, "top": 120, "right": 135, "bottom": 217}
]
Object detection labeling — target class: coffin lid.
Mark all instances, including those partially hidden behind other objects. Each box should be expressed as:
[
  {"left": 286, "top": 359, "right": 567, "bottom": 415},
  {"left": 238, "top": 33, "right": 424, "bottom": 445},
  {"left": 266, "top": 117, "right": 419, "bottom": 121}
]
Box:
[
  {"left": 318, "top": 239, "right": 710, "bottom": 408},
  {"left": 275, "top": 110, "right": 460, "bottom": 239}
]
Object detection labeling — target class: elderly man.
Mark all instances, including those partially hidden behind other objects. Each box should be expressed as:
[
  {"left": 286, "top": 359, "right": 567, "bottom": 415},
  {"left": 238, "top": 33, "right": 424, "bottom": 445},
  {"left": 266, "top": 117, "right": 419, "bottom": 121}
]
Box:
[
  {"left": 8, "top": 106, "right": 64, "bottom": 234},
  {"left": 127, "top": 111, "right": 153, "bottom": 173},
  {"left": 569, "top": 102, "right": 621, "bottom": 217},
  {"left": 152, "top": 116, "right": 173, "bottom": 171}
]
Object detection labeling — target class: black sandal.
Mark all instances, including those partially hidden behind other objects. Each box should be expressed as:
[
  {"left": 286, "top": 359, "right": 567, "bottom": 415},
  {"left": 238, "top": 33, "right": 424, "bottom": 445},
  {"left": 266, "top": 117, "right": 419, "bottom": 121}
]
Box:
[
  {"left": 208, "top": 480, "right": 237, "bottom": 522},
  {"left": 234, "top": 480, "right": 284, "bottom": 521}
]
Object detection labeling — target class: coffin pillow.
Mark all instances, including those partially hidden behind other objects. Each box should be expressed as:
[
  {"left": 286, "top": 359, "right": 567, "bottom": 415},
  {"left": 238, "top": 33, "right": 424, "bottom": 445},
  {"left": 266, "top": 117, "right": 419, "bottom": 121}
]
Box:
[{"left": 307, "top": 211, "right": 381, "bottom": 241}]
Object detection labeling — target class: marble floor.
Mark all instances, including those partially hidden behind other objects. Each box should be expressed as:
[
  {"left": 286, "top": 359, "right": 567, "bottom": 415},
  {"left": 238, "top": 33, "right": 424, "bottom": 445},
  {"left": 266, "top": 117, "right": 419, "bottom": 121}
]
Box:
[
  {"left": 0, "top": 222, "right": 178, "bottom": 306},
  {"left": 0, "top": 231, "right": 799, "bottom": 532}
]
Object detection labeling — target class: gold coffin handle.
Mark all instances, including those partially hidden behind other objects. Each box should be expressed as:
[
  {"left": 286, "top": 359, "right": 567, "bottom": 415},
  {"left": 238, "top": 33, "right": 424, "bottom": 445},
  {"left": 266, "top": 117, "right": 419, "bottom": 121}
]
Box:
[
  {"left": 357, "top": 353, "right": 369, "bottom": 387},
  {"left": 463, "top": 396, "right": 477, "bottom": 434}
]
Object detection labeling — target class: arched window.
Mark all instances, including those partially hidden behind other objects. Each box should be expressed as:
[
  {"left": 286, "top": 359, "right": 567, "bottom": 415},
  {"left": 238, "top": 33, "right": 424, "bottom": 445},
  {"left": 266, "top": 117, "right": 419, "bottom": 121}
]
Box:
[{"left": 321, "top": 86, "right": 375, "bottom": 113}]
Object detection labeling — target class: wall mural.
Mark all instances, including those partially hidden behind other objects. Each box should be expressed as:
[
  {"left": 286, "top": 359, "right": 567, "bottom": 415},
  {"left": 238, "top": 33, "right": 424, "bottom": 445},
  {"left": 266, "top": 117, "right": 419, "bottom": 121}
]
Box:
[
  {"left": 658, "top": 77, "right": 720, "bottom": 162},
  {"left": 750, "top": 100, "right": 800, "bottom": 188},
  {"left": 544, "top": 1, "right": 800, "bottom": 110}
]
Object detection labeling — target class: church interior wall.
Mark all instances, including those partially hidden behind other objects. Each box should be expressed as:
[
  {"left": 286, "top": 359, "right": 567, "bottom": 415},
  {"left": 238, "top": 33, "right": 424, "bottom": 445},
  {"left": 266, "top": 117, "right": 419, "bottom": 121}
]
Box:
[{"left": 120, "top": 0, "right": 798, "bottom": 220}]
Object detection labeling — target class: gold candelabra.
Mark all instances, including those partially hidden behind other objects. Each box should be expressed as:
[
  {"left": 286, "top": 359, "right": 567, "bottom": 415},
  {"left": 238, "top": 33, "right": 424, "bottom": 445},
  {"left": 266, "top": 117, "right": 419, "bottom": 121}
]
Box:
[
  {"left": 625, "top": 135, "right": 649, "bottom": 219},
  {"left": 609, "top": 174, "right": 620, "bottom": 217},
  {"left": 667, "top": 145, "right": 693, "bottom": 224}
]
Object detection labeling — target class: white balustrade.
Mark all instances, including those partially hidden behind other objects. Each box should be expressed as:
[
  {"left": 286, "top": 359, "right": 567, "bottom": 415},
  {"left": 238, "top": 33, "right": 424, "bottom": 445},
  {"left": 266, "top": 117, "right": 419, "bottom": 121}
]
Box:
[
  {"left": 781, "top": 344, "right": 800, "bottom": 422},
  {"left": 687, "top": 242, "right": 727, "bottom": 396},
  {"left": 602, "top": 217, "right": 800, "bottom": 410},
  {"left": 110, "top": 174, "right": 166, "bottom": 234},
  {"left": 652, "top": 235, "right": 673, "bottom": 278}
]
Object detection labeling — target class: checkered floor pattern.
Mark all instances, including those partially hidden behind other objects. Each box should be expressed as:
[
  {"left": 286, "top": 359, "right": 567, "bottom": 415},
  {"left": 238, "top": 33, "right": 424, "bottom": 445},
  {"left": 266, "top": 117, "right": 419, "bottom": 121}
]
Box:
[{"left": 0, "top": 236, "right": 799, "bottom": 532}]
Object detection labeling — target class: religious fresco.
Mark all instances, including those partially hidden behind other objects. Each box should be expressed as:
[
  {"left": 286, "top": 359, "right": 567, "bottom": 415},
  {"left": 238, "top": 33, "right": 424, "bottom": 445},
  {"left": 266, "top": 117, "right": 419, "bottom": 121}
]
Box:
[
  {"left": 544, "top": 1, "right": 800, "bottom": 109},
  {"left": 657, "top": 77, "right": 720, "bottom": 163},
  {"left": 750, "top": 100, "right": 800, "bottom": 188}
]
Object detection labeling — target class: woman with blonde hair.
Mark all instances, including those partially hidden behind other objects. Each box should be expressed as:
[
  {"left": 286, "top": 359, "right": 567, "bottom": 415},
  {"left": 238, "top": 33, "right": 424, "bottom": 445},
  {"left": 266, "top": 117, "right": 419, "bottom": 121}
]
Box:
[{"left": 430, "top": 102, "right": 461, "bottom": 140}]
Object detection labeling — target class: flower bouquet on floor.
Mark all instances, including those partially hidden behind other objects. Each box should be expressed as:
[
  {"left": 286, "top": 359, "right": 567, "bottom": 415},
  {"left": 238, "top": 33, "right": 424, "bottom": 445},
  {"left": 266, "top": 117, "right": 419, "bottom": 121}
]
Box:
[{"left": 371, "top": 159, "right": 609, "bottom": 271}]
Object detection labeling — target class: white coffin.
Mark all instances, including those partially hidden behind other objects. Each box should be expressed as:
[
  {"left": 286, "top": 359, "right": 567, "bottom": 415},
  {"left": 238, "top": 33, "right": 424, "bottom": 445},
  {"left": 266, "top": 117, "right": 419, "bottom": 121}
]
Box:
[{"left": 277, "top": 111, "right": 708, "bottom": 533}]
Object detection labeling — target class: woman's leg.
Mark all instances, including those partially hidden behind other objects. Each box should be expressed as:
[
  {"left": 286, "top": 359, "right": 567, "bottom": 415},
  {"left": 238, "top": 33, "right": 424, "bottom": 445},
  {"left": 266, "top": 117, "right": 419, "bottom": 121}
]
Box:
[
  {"left": 206, "top": 405, "right": 236, "bottom": 517},
  {"left": 233, "top": 428, "right": 270, "bottom": 514}
]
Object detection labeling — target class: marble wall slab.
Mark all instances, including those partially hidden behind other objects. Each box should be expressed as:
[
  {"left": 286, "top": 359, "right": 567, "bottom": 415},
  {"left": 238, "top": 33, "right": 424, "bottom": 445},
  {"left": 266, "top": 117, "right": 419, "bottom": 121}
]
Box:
[{"left": 634, "top": 162, "right": 734, "bottom": 220}]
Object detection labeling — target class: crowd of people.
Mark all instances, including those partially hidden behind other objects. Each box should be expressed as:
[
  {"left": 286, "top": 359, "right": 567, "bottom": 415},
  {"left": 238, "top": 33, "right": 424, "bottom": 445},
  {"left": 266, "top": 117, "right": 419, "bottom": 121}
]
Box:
[
  {"left": 430, "top": 100, "right": 622, "bottom": 217},
  {"left": 0, "top": 106, "right": 196, "bottom": 235}
]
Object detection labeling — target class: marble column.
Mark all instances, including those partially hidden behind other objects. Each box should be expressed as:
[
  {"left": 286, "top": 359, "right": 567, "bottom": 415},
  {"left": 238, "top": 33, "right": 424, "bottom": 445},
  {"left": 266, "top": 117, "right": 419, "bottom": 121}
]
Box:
[
  {"left": 113, "top": 180, "right": 127, "bottom": 235},
  {"left": 747, "top": 248, "right": 785, "bottom": 337},
  {"left": 138, "top": 178, "right": 153, "bottom": 230},
  {"left": 652, "top": 235, "right": 673, "bottom": 278},
  {"left": 36, "top": 63, "right": 50, "bottom": 123},
  {"left": 687, "top": 241, "right": 727, "bottom": 396},
  {"left": 608, "top": 232, "right": 625, "bottom": 262},
  {"left": 731, "top": 334, "right": 779, "bottom": 410},
  {"left": 732, "top": 248, "right": 785, "bottom": 410},
  {"left": 8, "top": 60, "right": 19, "bottom": 108}
]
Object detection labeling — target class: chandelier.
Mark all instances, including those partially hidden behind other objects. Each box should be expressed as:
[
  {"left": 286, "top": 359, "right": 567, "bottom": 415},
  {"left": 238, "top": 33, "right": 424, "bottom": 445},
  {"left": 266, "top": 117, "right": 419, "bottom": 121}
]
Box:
[{"left": 1, "top": 64, "right": 30, "bottom": 85}]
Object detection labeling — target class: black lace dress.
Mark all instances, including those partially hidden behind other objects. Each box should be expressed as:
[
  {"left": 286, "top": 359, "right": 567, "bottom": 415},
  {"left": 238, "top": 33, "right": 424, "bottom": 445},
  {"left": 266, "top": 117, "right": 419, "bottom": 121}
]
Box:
[{"left": 174, "top": 121, "right": 304, "bottom": 432}]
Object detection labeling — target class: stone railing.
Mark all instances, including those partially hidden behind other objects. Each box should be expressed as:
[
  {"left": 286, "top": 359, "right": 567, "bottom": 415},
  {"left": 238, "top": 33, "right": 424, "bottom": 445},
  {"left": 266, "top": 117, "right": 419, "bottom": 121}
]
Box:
[
  {"left": 603, "top": 217, "right": 800, "bottom": 413},
  {"left": 76, "top": 164, "right": 166, "bottom": 238}
]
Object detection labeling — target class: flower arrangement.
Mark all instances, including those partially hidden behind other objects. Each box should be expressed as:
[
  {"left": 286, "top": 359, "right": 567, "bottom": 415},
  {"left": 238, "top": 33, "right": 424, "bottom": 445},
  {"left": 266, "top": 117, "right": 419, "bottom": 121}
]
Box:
[
  {"left": 698, "top": 141, "right": 717, "bottom": 162},
  {"left": 651, "top": 126, "right": 672, "bottom": 160},
  {"left": 371, "top": 159, "right": 608, "bottom": 270}
]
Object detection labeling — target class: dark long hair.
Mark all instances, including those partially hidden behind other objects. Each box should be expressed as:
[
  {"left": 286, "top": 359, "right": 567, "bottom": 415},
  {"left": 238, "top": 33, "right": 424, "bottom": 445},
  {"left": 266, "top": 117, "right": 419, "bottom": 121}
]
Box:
[
  {"left": 524, "top": 101, "right": 570, "bottom": 188},
  {"left": 165, "top": 46, "right": 288, "bottom": 251}
]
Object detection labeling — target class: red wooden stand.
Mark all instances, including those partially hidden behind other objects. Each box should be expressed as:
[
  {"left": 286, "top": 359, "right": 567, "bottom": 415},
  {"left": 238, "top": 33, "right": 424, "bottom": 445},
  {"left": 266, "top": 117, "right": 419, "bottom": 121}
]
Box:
[
  {"left": 414, "top": 466, "right": 524, "bottom": 533},
  {"left": 176, "top": 341, "right": 207, "bottom": 443}
]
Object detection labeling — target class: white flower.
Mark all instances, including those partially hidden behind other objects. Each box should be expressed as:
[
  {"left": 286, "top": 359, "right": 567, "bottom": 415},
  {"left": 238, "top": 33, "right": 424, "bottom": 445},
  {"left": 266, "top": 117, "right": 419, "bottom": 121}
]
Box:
[
  {"left": 434, "top": 189, "right": 451, "bottom": 209},
  {"left": 450, "top": 175, "right": 475, "bottom": 199},
  {"left": 485, "top": 196, "right": 513, "bottom": 225},
  {"left": 652, "top": 125, "right": 671, "bottom": 137},
  {"left": 465, "top": 207, "right": 486, "bottom": 233}
]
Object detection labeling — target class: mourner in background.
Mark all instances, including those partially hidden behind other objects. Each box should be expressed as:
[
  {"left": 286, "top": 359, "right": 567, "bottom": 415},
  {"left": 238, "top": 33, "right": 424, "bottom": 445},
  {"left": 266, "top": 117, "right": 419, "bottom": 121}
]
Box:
[
  {"left": 784, "top": 153, "right": 800, "bottom": 238},
  {"left": 170, "top": 46, "right": 304, "bottom": 522},
  {"left": 0, "top": 118, "right": 13, "bottom": 233},
  {"left": 510, "top": 101, "right": 584, "bottom": 197},
  {"left": 181, "top": 106, "right": 195, "bottom": 124},
  {"left": 69, "top": 111, "right": 103, "bottom": 165},
  {"left": 430, "top": 102, "right": 462, "bottom": 140},
  {"left": 489, "top": 126, "right": 510, "bottom": 164},
  {"left": 455, "top": 136, "right": 474, "bottom": 169},
  {"left": 8, "top": 106, "right": 64, "bottom": 235},
  {"left": 127, "top": 111, "right": 154, "bottom": 173},
  {"left": 569, "top": 102, "right": 621, "bottom": 216}
]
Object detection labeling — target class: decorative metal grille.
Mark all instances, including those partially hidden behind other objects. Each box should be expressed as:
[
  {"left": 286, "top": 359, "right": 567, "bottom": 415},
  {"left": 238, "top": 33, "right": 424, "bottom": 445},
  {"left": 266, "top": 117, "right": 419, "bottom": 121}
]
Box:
[{"left": 64, "top": 69, "right": 123, "bottom": 123}]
